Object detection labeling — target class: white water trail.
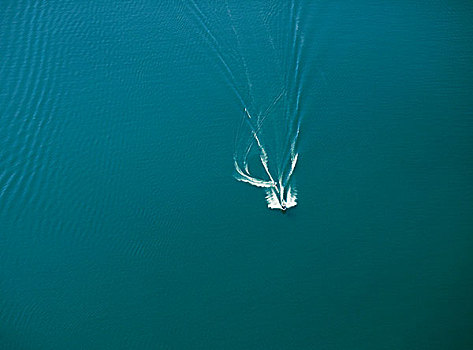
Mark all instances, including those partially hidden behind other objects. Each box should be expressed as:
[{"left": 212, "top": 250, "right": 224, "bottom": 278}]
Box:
[
  {"left": 232, "top": 1, "right": 302, "bottom": 211},
  {"left": 183, "top": 0, "right": 305, "bottom": 211}
]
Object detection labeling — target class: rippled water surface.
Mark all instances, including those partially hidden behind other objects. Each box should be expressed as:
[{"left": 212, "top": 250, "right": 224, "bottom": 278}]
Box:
[{"left": 1, "top": 1, "right": 473, "bottom": 349}]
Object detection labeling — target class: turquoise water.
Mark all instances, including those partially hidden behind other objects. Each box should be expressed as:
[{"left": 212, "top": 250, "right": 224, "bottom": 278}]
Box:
[{"left": 1, "top": 1, "right": 473, "bottom": 349}]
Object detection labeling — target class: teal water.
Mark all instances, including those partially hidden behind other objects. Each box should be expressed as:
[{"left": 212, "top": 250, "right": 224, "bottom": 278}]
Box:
[{"left": 1, "top": 1, "right": 473, "bottom": 349}]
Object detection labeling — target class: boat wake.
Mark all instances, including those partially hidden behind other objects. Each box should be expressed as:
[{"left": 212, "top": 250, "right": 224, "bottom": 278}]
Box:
[
  {"left": 183, "top": 0, "right": 307, "bottom": 211},
  {"left": 233, "top": 105, "right": 300, "bottom": 211}
]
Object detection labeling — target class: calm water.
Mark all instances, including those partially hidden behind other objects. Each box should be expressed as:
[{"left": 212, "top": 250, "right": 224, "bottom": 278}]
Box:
[{"left": 1, "top": 1, "right": 473, "bottom": 349}]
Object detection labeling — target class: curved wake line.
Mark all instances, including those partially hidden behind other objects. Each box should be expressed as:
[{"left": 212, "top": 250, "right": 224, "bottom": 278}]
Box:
[
  {"left": 233, "top": 101, "right": 300, "bottom": 211},
  {"left": 232, "top": 1, "right": 304, "bottom": 211},
  {"left": 183, "top": 0, "right": 306, "bottom": 211}
]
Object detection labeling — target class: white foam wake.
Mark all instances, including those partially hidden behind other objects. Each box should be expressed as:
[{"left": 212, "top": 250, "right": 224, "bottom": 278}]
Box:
[
  {"left": 233, "top": 104, "right": 299, "bottom": 211},
  {"left": 183, "top": 0, "right": 305, "bottom": 211}
]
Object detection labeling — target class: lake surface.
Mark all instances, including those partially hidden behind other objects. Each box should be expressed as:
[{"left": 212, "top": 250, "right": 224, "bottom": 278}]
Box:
[{"left": 1, "top": 1, "right": 473, "bottom": 349}]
